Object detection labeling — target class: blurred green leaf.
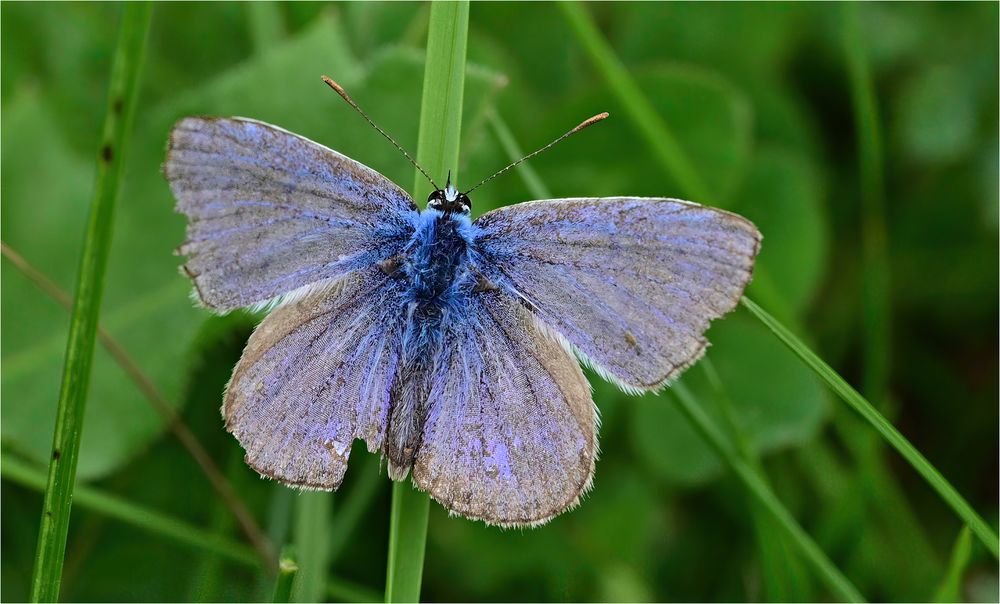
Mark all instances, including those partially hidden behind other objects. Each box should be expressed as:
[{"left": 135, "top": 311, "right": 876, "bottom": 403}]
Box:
[
  {"left": 631, "top": 316, "right": 828, "bottom": 486},
  {"left": 732, "top": 146, "right": 828, "bottom": 313},
  {"left": 535, "top": 64, "right": 752, "bottom": 205},
  {"left": 896, "top": 65, "right": 978, "bottom": 164}
]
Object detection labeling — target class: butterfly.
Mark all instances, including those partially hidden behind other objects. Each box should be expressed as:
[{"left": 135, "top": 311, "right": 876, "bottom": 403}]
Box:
[{"left": 163, "top": 77, "right": 761, "bottom": 527}]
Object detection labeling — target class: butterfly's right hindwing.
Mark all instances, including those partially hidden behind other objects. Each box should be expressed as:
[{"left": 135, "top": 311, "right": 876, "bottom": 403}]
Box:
[
  {"left": 412, "top": 291, "right": 597, "bottom": 527},
  {"left": 164, "top": 117, "right": 419, "bottom": 312}
]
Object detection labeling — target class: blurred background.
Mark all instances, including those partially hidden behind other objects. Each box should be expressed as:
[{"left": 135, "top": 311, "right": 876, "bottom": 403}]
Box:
[{"left": 1, "top": 2, "right": 997, "bottom": 602}]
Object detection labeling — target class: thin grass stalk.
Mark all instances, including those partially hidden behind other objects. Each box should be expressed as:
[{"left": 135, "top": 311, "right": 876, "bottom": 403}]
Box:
[
  {"left": 292, "top": 492, "right": 333, "bottom": 602},
  {"left": 385, "top": 2, "right": 469, "bottom": 603},
  {"left": 5, "top": 454, "right": 379, "bottom": 600},
  {"left": 557, "top": 1, "right": 708, "bottom": 201},
  {"left": 29, "top": 5, "right": 152, "bottom": 601},
  {"left": 839, "top": 4, "right": 942, "bottom": 581},
  {"left": 670, "top": 383, "right": 866, "bottom": 603},
  {"left": 328, "top": 454, "right": 382, "bottom": 565},
  {"left": 741, "top": 296, "right": 1000, "bottom": 558},
  {"left": 1, "top": 241, "right": 275, "bottom": 567},
  {"left": 6, "top": 454, "right": 259, "bottom": 567},
  {"left": 486, "top": 110, "right": 554, "bottom": 199},
  {"left": 700, "top": 360, "right": 812, "bottom": 600},
  {"left": 247, "top": 1, "right": 285, "bottom": 52},
  {"left": 842, "top": 2, "right": 890, "bottom": 404},
  {"left": 933, "top": 527, "right": 973, "bottom": 603},
  {"left": 272, "top": 546, "right": 299, "bottom": 603}
]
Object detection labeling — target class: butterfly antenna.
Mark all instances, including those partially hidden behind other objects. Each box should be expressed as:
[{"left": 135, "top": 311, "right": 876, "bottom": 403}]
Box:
[
  {"left": 322, "top": 76, "right": 439, "bottom": 190},
  {"left": 464, "top": 112, "right": 609, "bottom": 195}
]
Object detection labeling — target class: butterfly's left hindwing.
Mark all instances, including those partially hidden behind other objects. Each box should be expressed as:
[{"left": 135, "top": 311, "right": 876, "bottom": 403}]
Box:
[
  {"left": 164, "top": 117, "right": 419, "bottom": 312},
  {"left": 413, "top": 291, "right": 597, "bottom": 527},
  {"left": 224, "top": 267, "right": 406, "bottom": 489}
]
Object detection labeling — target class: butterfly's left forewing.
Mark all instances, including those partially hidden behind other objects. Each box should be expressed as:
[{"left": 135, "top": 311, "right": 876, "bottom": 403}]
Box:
[{"left": 413, "top": 291, "right": 597, "bottom": 527}]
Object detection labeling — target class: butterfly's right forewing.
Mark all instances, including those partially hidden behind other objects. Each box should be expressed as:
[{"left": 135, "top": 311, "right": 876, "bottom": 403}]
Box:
[
  {"left": 164, "top": 117, "right": 419, "bottom": 312},
  {"left": 475, "top": 197, "right": 761, "bottom": 391}
]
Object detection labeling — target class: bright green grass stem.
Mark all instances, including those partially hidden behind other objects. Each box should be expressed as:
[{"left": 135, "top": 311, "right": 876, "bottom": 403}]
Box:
[
  {"left": 384, "top": 3, "right": 469, "bottom": 603},
  {"left": 742, "top": 297, "right": 1000, "bottom": 559},
  {"left": 29, "top": 4, "right": 152, "bottom": 601}
]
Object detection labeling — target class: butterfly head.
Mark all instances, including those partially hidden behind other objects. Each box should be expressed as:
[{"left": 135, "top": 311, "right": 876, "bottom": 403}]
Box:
[{"left": 427, "top": 171, "right": 471, "bottom": 215}]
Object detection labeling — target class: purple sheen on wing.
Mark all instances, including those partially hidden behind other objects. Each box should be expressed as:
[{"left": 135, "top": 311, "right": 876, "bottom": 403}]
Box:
[
  {"left": 474, "top": 197, "right": 762, "bottom": 391},
  {"left": 412, "top": 291, "right": 597, "bottom": 527},
  {"left": 164, "top": 116, "right": 419, "bottom": 312},
  {"left": 223, "top": 267, "right": 407, "bottom": 489}
]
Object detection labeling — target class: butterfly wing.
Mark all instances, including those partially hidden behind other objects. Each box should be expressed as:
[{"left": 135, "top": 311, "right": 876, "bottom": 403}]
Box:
[
  {"left": 412, "top": 291, "right": 597, "bottom": 527},
  {"left": 474, "top": 197, "right": 761, "bottom": 391},
  {"left": 164, "top": 117, "right": 419, "bottom": 312},
  {"left": 224, "top": 267, "right": 406, "bottom": 489}
]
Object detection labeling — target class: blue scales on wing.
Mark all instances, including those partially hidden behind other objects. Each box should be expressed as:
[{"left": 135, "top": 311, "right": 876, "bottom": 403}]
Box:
[
  {"left": 223, "top": 267, "right": 408, "bottom": 489},
  {"left": 164, "top": 117, "right": 419, "bottom": 312},
  {"left": 165, "top": 117, "right": 420, "bottom": 488},
  {"left": 474, "top": 197, "right": 762, "bottom": 391}
]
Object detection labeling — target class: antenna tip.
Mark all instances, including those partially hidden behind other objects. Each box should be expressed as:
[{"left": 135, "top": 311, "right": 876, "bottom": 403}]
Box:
[
  {"left": 572, "top": 111, "right": 611, "bottom": 133},
  {"left": 321, "top": 75, "right": 343, "bottom": 92},
  {"left": 585, "top": 112, "right": 610, "bottom": 125}
]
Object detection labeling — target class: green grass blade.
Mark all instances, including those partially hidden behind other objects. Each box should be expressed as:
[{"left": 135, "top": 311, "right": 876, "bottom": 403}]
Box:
[
  {"left": 29, "top": 4, "right": 152, "bottom": 601},
  {"left": 486, "top": 110, "right": 554, "bottom": 200},
  {"left": 842, "top": 3, "right": 890, "bottom": 402},
  {"left": 557, "top": 1, "right": 709, "bottom": 201},
  {"left": 671, "top": 383, "right": 866, "bottom": 603},
  {"left": 273, "top": 546, "right": 299, "bottom": 603},
  {"left": 329, "top": 454, "right": 382, "bottom": 565},
  {"left": 699, "top": 360, "right": 812, "bottom": 600},
  {"left": 385, "top": 2, "right": 469, "bottom": 603},
  {"left": 839, "top": 7, "right": 941, "bottom": 581},
  {"left": 4, "top": 454, "right": 259, "bottom": 567},
  {"left": 7, "top": 453, "right": 378, "bottom": 600},
  {"left": 385, "top": 483, "right": 432, "bottom": 603},
  {"left": 933, "top": 527, "right": 973, "bottom": 602},
  {"left": 292, "top": 492, "right": 333, "bottom": 602},
  {"left": 247, "top": 1, "right": 285, "bottom": 52},
  {"left": 410, "top": 0, "right": 469, "bottom": 202},
  {"left": 742, "top": 296, "right": 1000, "bottom": 559}
]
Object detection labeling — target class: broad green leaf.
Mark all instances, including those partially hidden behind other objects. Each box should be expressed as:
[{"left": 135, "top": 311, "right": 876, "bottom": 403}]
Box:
[
  {"left": 631, "top": 316, "right": 829, "bottom": 486},
  {"left": 732, "top": 145, "right": 829, "bottom": 313}
]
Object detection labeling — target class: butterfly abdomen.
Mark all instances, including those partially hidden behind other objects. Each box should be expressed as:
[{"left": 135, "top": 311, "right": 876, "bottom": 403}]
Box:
[{"left": 385, "top": 210, "right": 479, "bottom": 477}]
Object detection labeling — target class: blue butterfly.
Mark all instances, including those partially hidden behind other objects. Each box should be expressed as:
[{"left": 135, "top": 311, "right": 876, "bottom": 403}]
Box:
[{"left": 163, "top": 78, "right": 760, "bottom": 527}]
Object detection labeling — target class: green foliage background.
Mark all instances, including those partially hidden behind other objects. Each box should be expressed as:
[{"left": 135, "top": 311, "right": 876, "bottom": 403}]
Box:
[{"left": 1, "top": 2, "right": 997, "bottom": 601}]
